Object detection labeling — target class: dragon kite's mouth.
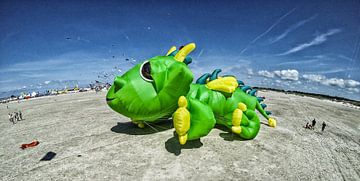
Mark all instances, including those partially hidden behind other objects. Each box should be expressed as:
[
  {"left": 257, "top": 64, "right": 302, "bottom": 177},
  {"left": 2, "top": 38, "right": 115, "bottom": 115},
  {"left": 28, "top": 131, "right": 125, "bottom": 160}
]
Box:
[{"left": 106, "top": 97, "right": 115, "bottom": 102}]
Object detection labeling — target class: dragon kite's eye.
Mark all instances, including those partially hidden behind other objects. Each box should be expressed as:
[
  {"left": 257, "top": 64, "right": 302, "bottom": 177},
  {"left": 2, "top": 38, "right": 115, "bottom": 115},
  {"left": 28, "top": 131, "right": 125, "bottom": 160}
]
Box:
[{"left": 140, "top": 61, "right": 153, "bottom": 82}]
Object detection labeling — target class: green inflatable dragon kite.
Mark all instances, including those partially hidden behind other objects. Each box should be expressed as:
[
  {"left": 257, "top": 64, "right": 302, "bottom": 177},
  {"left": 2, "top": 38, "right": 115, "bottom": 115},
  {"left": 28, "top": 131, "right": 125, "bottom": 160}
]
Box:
[{"left": 106, "top": 43, "right": 276, "bottom": 145}]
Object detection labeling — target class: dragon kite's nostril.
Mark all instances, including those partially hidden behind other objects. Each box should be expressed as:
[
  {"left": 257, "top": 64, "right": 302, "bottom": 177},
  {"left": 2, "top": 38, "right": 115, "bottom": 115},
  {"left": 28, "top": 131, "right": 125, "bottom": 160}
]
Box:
[{"left": 114, "top": 77, "right": 125, "bottom": 92}]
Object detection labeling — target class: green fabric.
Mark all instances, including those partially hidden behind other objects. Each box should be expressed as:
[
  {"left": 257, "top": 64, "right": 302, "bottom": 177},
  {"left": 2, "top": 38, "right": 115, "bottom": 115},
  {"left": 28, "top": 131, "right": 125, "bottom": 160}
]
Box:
[
  {"left": 106, "top": 56, "right": 193, "bottom": 121},
  {"left": 184, "top": 84, "right": 262, "bottom": 140},
  {"left": 106, "top": 54, "right": 271, "bottom": 141}
]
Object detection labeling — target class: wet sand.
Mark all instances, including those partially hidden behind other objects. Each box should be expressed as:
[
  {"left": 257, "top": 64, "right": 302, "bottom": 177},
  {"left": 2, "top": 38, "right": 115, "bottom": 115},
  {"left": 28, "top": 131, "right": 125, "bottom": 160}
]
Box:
[{"left": 1, "top": 90, "right": 359, "bottom": 180}]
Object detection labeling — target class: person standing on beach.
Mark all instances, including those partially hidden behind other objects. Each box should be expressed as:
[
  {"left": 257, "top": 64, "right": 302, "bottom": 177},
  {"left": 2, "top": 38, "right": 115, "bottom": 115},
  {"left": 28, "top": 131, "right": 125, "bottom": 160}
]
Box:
[
  {"left": 8, "top": 113, "right": 15, "bottom": 124},
  {"left": 14, "top": 112, "right": 18, "bottom": 121},
  {"left": 322, "top": 122, "right": 326, "bottom": 132},
  {"left": 19, "top": 111, "right": 23, "bottom": 120},
  {"left": 312, "top": 119, "right": 316, "bottom": 129}
]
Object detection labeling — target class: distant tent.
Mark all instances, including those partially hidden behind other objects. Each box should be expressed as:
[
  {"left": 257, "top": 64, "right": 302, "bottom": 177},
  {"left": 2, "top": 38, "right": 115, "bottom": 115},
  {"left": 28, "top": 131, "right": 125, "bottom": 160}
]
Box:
[{"left": 31, "top": 92, "right": 37, "bottom": 97}]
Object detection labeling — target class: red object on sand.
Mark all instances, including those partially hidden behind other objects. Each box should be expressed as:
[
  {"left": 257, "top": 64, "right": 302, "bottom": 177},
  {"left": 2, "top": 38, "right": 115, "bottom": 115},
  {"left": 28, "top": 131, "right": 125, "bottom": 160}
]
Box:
[{"left": 21, "top": 140, "right": 39, "bottom": 149}]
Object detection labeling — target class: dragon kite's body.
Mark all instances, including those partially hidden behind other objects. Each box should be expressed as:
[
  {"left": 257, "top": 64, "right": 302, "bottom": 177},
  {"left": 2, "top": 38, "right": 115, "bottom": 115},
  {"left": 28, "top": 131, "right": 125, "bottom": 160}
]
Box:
[{"left": 106, "top": 43, "right": 276, "bottom": 145}]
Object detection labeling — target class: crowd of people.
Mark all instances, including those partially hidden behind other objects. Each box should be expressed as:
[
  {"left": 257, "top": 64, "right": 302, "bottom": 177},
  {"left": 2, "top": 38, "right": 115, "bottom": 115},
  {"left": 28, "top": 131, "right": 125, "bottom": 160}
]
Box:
[
  {"left": 304, "top": 118, "right": 327, "bottom": 131},
  {"left": 8, "top": 111, "right": 23, "bottom": 124}
]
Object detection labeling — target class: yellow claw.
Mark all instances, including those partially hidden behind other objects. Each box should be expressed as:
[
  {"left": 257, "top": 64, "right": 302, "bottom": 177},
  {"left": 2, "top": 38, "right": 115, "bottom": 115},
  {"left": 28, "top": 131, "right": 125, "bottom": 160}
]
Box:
[
  {"left": 238, "top": 102, "right": 247, "bottom": 111},
  {"left": 178, "top": 96, "right": 188, "bottom": 108},
  {"left": 268, "top": 118, "right": 277, "bottom": 128},
  {"left": 173, "top": 96, "right": 190, "bottom": 144},
  {"left": 231, "top": 108, "right": 243, "bottom": 134},
  {"left": 231, "top": 126, "right": 242, "bottom": 134},
  {"left": 232, "top": 109, "right": 242, "bottom": 126},
  {"left": 179, "top": 134, "right": 188, "bottom": 145}
]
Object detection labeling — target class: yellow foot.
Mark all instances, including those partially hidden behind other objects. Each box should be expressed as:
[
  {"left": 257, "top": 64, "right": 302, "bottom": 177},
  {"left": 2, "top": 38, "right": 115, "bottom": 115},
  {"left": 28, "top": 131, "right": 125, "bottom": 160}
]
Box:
[
  {"left": 138, "top": 122, "right": 145, "bottom": 128},
  {"left": 132, "top": 120, "right": 145, "bottom": 128},
  {"left": 173, "top": 96, "right": 190, "bottom": 145},
  {"left": 179, "top": 134, "right": 188, "bottom": 145},
  {"left": 231, "top": 126, "right": 242, "bottom": 134},
  {"left": 268, "top": 118, "right": 277, "bottom": 128},
  {"left": 231, "top": 103, "right": 247, "bottom": 134}
]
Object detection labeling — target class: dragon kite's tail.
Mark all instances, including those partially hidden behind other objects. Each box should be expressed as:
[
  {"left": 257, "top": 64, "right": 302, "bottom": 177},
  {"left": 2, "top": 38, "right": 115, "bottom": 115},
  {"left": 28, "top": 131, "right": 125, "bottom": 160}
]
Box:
[
  {"left": 196, "top": 69, "right": 277, "bottom": 127},
  {"left": 237, "top": 79, "right": 276, "bottom": 127}
]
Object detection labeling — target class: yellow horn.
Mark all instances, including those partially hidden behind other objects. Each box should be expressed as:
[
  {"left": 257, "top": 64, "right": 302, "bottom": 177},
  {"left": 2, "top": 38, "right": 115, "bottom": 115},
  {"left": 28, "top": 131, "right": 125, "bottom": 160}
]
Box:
[
  {"left": 174, "top": 43, "right": 196, "bottom": 62},
  {"left": 166, "top": 46, "right": 177, "bottom": 56}
]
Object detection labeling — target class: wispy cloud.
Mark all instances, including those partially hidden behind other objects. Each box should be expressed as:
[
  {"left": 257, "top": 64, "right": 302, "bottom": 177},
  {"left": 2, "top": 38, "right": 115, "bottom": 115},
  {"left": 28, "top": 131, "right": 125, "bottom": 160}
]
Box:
[
  {"left": 337, "top": 54, "right": 356, "bottom": 63},
  {"left": 312, "top": 67, "right": 356, "bottom": 74},
  {"left": 303, "top": 74, "right": 360, "bottom": 88},
  {"left": 258, "top": 70, "right": 275, "bottom": 78},
  {"left": 277, "top": 59, "right": 319, "bottom": 66},
  {"left": 279, "top": 29, "right": 341, "bottom": 56},
  {"left": 197, "top": 49, "right": 204, "bottom": 59},
  {"left": 240, "top": 8, "right": 296, "bottom": 54},
  {"left": 0, "top": 50, "right": 121, "bottom": 74},
  {"left": 269, "top": 15, "right": 317, "bottom": 44},
  {"left": 0, "top": 50, "right": 132, "bottom": 92}
]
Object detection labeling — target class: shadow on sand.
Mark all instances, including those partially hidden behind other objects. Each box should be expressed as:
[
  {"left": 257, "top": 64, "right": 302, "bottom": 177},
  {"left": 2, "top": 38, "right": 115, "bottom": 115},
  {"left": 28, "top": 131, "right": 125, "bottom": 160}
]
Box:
[
  {"left": 165, "top": 132, "right": 203, "bottom": 156},
  {"left": 111, "top": 120, "right": 203, "bottom": 155},
  {"left": 110, "top": 119, "right": 173, "bottom": 135},
  {"left": 111, "top": 120, "right": 258, "bottom": 155},
  {"left": 215, "top": 125, "right": 247, "bottom": 142}
]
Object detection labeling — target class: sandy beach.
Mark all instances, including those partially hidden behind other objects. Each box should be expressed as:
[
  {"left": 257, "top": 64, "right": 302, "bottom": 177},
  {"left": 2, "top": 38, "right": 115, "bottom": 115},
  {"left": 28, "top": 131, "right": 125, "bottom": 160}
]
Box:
[{"left": 0, "top": 90, "right": 359, "bottom": 180}]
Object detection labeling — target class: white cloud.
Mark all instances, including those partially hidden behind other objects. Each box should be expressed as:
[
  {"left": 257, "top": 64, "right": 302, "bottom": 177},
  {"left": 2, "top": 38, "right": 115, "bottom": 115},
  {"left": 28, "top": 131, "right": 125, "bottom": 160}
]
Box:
[
  {"left": 348, "top": 88, "right": 360, "bottom": 93},
  {"left": 258, "top": 69, "right": 299, "bottom": 80},
  {"left": 247, "top": 68, "right": 254, "bottom": 75},
  {"left": 258, "top": 70, "right": 360, "bottom": 94},
  {"left": 323, "top": 78, "right": 347, "bottom": 88},
  {"left": 274, "top": 69, "right": 299, "bottom": 80},
  {"left": 258, "top": 70, "right": 275, "bottom": 78},
  {"left": 270, "top": 15, "right": 317, "bottom": 44},
  {"left": 303, "top": 74, "right": 360, "bottom": 89},
  {"left": 302, "top": 74, "right": 325, "bottom": 83},
  {"left": 346, "top": 80, "right": 360, "bottom": 87},
  {"left": 279, "top": 29, "right": 341, "bottom": 55}
]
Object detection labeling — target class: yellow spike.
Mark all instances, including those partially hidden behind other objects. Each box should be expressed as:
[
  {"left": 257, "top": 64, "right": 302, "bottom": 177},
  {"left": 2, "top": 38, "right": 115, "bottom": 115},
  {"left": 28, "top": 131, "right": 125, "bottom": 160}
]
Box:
[
  {"left": 205, "top": 76, "right": 238, "bottom": 93},
  {"left": 166, "top": 46, "right": 177, "bottom": 56},
  {"left": 174, "top": 43, "right": 196, "bottom": 62}
]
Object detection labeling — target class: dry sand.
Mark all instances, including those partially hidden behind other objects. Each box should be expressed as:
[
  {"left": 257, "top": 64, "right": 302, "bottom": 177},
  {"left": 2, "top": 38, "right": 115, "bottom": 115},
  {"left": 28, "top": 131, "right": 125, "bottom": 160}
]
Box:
[{"left": 0, "top": 90, "right": 359, "bottom": 180}]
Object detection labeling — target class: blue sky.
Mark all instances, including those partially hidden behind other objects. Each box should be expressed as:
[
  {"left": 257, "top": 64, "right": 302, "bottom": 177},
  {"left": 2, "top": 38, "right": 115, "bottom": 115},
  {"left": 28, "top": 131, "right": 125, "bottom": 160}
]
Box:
[{"left": 0, "top": 0, "right": 360, "bottom": 100}]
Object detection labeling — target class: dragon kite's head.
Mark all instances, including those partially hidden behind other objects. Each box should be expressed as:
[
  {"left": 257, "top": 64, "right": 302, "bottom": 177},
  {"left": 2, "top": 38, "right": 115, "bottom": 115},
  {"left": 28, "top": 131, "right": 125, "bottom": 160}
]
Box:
[{"left": 106, "top": 43, "right": 195, "bottom": 121}]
